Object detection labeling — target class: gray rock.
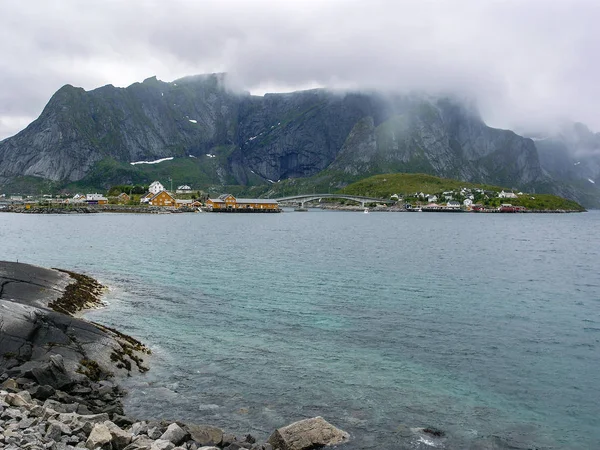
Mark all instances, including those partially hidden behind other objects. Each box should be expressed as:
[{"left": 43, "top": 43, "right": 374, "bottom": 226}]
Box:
[
  {"left": 45, "top": 423, "right": 64, "bottom": 442},
  {"left": 149, "top": 440, "right": 175, "bottom": 450},
  {"left": 103, "top": 420, "right": 132, "bottom": 450},
  {"left": 29, "top": 385, "right": 56, "bottom": 401},
  {"left": 131, "top": 421, "right": 148, "bottom": 436},
  {"left": 85, "top": 423, "right": 112, "bottom": 449},
  {"left": 48, "top": 421, "right": 72, "bottom": 436},
  {"left": 185, "top": 425, "right": 223, "bottom": 447},
  {"left": 0, "top": 380, "right": 18, "bottom": 391},
  {"left": 147, "top": 426, "right": 163, "bottom": 440},
  {"left": 123, "top": 436, "right": 154, "bottom": 449},
  {"left": 159, "top": 423, "right": 188, "bottom": 445},
  {"left": 43, "top": 400, "right": 67, "bottom": 414},
  {"left": 267, "top": 417, "right": 350, "bottom": 450},
  {"left": 4, "top": 393, "right": 31, "bottom": 407}
]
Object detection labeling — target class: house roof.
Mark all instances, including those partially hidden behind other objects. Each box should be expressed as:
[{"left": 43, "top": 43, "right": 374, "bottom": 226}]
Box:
[
  {"left": 236, "top": 198, "right": 279, "bottom": 204},
  {"left": 208, "top": 198, "right": 225, "bottom": 203},
  {"left": 150, "top": 191, "right": 174, "bottom": 201}
]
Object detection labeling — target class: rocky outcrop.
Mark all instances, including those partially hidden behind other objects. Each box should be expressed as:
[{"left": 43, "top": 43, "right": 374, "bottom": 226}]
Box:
[
  {"left": 0, "top": 73, "right": 551, "bottom": 195},
  {"left": 0, "top": 261, "right": 149, "bottom": 380},
  {"left": 267, "top": 416, "right": 349, "bottom": 450}
]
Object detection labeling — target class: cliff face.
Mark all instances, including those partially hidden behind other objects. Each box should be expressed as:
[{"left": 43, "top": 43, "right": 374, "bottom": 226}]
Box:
[
  {"left": 0, "top": 73, "right": 547, "bottom": 191},
  {"left": 529, "top": 123, "right": 600, "bottom": 207}
]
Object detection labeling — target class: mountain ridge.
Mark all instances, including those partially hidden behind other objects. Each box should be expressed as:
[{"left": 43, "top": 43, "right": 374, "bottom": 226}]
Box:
[{"left": 0, "top": 73, "right": 598, "bottom": 207}]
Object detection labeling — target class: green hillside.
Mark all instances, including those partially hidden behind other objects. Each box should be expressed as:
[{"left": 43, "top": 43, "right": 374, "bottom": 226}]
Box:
[
  {"left": 340, "top": 173, "right": 497, "bottom": 197},
  {"left": 340, "top": 173, "right": 586, "bottom": 211}
]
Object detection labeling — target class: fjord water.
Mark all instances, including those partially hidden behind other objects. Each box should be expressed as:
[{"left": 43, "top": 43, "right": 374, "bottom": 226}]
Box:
[{"left": 1, "top": 210, "right": 599, "bottom": 449}]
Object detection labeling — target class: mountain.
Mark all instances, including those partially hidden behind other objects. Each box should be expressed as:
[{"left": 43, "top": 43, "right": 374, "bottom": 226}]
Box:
[
  {"left": 0, "top": 72, "right": 590, "bottom": 204},
  {"left": 529, "top": 123, "right": 600, "bottom": 207}
]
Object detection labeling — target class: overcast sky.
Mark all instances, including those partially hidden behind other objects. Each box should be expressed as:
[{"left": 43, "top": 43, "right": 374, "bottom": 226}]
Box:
[{"left": 1, "top": 0, "right": 599, "bottom": 140}]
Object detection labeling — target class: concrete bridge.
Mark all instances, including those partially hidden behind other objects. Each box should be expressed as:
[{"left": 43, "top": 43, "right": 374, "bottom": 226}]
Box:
[{"left": 275, "top": 194, "right": 394, "bottom": 208}]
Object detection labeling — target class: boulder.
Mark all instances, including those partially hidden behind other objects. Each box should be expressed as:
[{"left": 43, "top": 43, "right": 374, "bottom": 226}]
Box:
[
  {"left": 150, "top": 439, "right": 175, "bottom": 450},
  {"left": 124, "top": 436, "right": 154, "bottom": 450},
  {"left": 131, "top": 421, "right": 148, "bottom": 436},
  {"left": 85, "top": 423, "right": 112, "bottom": 449},
  {"left": 159, "top": 423, "right": 188, "bottom": 445},
  {"left": 267, "top": 417, "right": 349, "bottom": 450},
  {"left": 185, "top": 424, "right": 223, "bottom": 446},
  {"left": 30, "top": 358, "right": 75, "bottom": 391},
  {"left": 104, "top": 420, "right": 133, "bottom": 450},
  {"left": 5, "top": 392, "right": 31, "bottom": 407},
  {"left": 1, "top": 378, "right": 18, "bottom": 390},
  {"left": 147, "top": 426, "right": 163, "bottom": 439},
  {"left": 29, "top": 384, "right": 56, "bottom": 400},
  {"left": 45, "top": 422, "right": 65, "bottom": 441}
]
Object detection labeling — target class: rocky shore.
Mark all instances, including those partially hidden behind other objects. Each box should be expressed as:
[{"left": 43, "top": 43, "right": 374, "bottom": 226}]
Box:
[{"left": 0, "top": 262, "right": 349, "bottom": 450}]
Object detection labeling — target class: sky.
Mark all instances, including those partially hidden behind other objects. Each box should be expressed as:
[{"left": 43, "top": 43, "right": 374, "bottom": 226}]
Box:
[{"left": 1, "top": 0, "right": 599, "bottom": 140}]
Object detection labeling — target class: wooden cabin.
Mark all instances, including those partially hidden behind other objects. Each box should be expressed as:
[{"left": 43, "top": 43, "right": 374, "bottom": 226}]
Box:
[
  {"left": 149, "top": 190, "right": 176, "bottom": 207},
  {"left": 117, "top": 192, "right": 130, "bottom": 203},
  {"left": 206, "top": 194, "right": 279, "bottom": 212}
]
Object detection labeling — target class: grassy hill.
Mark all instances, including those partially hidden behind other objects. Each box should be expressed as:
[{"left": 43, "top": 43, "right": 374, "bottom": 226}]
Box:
[
  {"left": 340, "top": 173, "right": 499, "bottom": 197},
  {"left": 340, "top": 173, "right": 586, "bottom": 211}
]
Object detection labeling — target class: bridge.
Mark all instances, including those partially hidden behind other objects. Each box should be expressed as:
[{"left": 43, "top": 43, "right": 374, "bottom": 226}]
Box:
[{"left": 275, "top": 194, "right": 394, "bottom": 208}]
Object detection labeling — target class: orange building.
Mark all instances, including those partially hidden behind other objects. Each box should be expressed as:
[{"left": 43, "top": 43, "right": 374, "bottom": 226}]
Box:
[
  {"left": 148, "top": 191, "right": 176, "bottom": 207},
  {"left": 206, "top": 194, "right": 279, "bottom": 212}
]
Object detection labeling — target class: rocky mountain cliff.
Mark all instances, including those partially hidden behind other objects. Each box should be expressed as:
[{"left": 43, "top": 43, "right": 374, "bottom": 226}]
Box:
[
  {"left": 0, "top": 72, "right": 587, "bottom": 202},
  {"left": 528, "top": 123, "right": 600, "bottom": 207}
]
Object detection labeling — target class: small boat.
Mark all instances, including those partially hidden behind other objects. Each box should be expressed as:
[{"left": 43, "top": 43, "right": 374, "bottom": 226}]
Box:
[{"left": 364, "top": 208, "right": 369, "bottom": 214}]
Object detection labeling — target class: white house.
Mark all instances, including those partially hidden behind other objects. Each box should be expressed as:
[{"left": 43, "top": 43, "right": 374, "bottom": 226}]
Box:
[
  {"left": 149, "top": 181, "right": 165, "bottom": 195},
  {"left": 499, "top": 190, "right": 518, "bottom": 199},
  {"left": 463, "top": 198, "right": 473, "bottom": 207},
  {"left": 447, "top": 201, "right": 461, "bottom": 209},
  {"left": 427, "top": 195, "right": 438, "bottom": 203},
  {"left": 176, "top": 185, "right": 192, "bottom": 194},
  {"left": 86, "top": 193, "right": 105, "bottom": 201}
]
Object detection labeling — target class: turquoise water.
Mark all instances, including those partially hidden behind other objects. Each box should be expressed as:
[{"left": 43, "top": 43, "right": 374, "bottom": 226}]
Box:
[{"left": 1, "top": 210, "right": 599, "bottom": 449}]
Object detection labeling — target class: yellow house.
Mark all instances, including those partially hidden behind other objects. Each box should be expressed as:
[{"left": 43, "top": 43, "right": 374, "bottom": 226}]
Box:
[
  {"left": 117, "top": 192, "right": 130, "bottom": 203},
  {"left": 149, "top": 191, "right": 176, "bottom": 207},
  {"left": 205, "top": 194, "right": 279, "bottom": 212}
]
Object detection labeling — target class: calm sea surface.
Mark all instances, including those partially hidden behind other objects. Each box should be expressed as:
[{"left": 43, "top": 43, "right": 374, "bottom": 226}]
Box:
[{"left": 1, "top": 210, "right": 599, "bottom": 449}]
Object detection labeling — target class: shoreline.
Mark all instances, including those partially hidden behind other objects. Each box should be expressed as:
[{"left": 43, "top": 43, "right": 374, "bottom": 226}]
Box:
[
  {"left": 313, "top": 204, "right": 586, "bottom": 213},
  {"left": 0, "top": 262, "right": 352, "bottom": 450}
]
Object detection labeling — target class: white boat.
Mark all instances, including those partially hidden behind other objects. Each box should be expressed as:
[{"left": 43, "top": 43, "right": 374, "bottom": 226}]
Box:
[{"left": 364, "top": 208, "right": 369, "bottom": 214}]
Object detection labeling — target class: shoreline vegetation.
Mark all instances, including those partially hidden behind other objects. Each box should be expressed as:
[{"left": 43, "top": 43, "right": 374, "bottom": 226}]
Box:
[{"left": 0, "top": 261, "right": 353, "bottom": 450}]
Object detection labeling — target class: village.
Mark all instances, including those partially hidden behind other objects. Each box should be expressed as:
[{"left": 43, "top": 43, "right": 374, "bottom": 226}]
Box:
[
  {"left": 0, "top": 180, "right": 282, "bottom": 213},
  {"left": 0, "top": 180, "right": 583, "bottom": 214},
  {"left": 399, "top": 187, "right": 528, "bottom": 212}
]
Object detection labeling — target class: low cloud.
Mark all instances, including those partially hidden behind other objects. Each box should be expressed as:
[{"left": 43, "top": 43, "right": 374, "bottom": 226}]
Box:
[{"left": 1, "top": 0, "right": 599, "bottom": 139}]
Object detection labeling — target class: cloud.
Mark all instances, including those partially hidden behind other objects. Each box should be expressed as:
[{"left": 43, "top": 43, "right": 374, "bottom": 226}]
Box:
[{"left": 1, "top": 0, "right": 599, "bottom": 139}]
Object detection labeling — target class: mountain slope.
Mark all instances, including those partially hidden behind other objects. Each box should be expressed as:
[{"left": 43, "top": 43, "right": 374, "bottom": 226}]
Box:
[{"left": 0, "top": 72, "right": 584, "bottom": 203}]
